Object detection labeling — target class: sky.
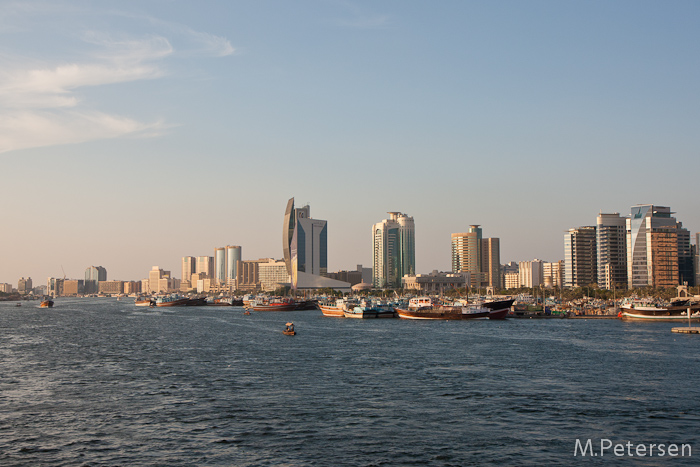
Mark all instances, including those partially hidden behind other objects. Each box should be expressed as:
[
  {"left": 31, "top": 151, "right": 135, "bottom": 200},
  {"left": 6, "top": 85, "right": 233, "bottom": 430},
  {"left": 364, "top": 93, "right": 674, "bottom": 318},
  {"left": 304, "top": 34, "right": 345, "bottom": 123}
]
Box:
[{"left": 1, "top": 0, "right": 699, "bottom": 285}]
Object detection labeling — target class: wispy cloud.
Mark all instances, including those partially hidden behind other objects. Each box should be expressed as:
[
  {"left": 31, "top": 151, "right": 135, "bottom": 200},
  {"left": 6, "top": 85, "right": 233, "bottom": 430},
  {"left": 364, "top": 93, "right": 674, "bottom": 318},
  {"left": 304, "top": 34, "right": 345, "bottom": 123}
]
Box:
[
  {"left": 0, "top": 4, "right": 233, "bottom": 154},
  {"left": 325, "top": 0, "right": 392, "bottom": 29}
]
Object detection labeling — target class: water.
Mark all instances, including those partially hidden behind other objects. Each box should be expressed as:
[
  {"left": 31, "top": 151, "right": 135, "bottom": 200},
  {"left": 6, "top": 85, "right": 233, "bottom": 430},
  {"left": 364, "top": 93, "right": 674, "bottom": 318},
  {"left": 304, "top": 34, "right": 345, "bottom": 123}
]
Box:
[{"left": 1, "top": 298, "right": 699, "bottom": 466}]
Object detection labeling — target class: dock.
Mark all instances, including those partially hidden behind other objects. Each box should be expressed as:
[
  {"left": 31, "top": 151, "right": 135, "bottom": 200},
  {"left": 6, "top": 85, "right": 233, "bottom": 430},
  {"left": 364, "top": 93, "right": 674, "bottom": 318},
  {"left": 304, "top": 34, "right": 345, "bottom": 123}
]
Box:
[{"left": 672, "top": 327, "right": 700, "bottom": 334}]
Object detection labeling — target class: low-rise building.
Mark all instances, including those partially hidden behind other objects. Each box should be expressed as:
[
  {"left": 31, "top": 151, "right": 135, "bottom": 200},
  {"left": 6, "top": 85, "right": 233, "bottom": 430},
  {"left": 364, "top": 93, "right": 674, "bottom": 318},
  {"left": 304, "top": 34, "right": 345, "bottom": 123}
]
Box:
[
  {"left": 99, "top": 280, "right": 124, "bottom": 295},
  {"left": 402, "top": 271, "right": 469, "bottom": 293},
  {"left": 504, "top": 272, "right": 520, "bottom": 289}
]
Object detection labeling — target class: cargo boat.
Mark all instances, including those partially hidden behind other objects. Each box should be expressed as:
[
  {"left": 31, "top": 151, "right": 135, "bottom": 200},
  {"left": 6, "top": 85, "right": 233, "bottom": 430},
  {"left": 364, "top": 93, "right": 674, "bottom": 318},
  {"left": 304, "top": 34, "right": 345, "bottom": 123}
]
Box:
[
  {"left": 620, "top": 299, "right": 700, "bottom": 322},
  {"left": 249, "top": 298, "right": 297, "bottom": 312},
  {"left": 395, "top": 297, "right": 514, "bottom": 320},
  {"left": 319, "top": 298, "right": 359, "bottom": 317}
]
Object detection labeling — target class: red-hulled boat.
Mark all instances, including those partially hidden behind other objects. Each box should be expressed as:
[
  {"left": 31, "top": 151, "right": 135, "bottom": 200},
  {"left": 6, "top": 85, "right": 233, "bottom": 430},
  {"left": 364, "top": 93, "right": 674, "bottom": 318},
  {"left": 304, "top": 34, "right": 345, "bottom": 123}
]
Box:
[{"left": 250, "top": 298, "right": 297, "bottom": 312}]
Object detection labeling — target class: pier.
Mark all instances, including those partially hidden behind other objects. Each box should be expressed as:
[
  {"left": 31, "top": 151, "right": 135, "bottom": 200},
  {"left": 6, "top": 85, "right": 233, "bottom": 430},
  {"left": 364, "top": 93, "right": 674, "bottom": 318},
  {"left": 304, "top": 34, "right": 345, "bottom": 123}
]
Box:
[{"left": 672, "top": 327, "right": 700, "bottom": 334}]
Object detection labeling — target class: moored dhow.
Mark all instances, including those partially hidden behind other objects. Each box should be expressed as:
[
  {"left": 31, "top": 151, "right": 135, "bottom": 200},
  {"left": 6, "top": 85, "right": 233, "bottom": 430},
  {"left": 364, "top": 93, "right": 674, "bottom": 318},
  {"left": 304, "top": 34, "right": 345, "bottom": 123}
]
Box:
[
  {"left": 319, "top": 298, "right": 359, "bottom": 317},
  {"left": 620, "top": 299, "right": 700, "bottom": 322},
  {"left": 249, "top": 298, "right": 297, "bottom": 312},
  {"left": 394, "top": 297, "right": 514, "bottom": 320}
]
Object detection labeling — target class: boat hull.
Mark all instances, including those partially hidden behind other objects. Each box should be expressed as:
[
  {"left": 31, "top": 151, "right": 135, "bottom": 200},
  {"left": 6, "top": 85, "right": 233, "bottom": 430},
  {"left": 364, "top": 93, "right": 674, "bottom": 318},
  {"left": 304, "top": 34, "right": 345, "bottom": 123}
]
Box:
[
  {"left": 395, "top": 307, "right": 489, "bottom": 320},
  {"left": 251, "top": 303, "right": 297, "bottom": 312},
  {"left": 319, "top": 305, "right": 345, "bottom": 317},
  {"left": 621, "top": 302, "right": 700, "bottom": 322},
  {"left": 39, "top": 300, "right": 54, "bottom": 308},
  {"left": 156, "top": 298, "right": 189, "bottom": 307},
  {"left": 344, "top": 309, "right": 379, "bottom": 318}
]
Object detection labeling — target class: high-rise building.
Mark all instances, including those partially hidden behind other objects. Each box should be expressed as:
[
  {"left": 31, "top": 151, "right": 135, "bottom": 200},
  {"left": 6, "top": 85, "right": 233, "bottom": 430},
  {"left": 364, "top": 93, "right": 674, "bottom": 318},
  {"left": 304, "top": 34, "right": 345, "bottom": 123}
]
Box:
[
  {"left": 196, "top": 256, "right": 214, "bottom": 279},
  {"left": 294, "top": 205, "right": 328, "bottom": 276},
  {"left": 225, "top": 246, "right": 242, "bottom": 287},
  {"left": 47, "top": 277, "right": 64, "bottom": 297},
  {"left": 85, "top": 266, "right": 107, "bottom": 294},
  {"left": 148, "top": 266, "right": 172, "bottom": 293},
  {"left": 626, "top": 205, "right": 689, "bottom": 288},
  {"left": 0, "top": 283, "right": 12, "bottom": 293},
  {"left": 214, "top": 247, "right": 226, "bottom": 285},
  {"left": 519, "top": 260, "right": 544, "bottom": 288},
  {"left": 481, "top": 238, "right": 501, "bottom": 289},
  {"left": 18, "top": 277, "right": 33, "bottom": 294},
  {"left": 543, "top": 261, "right": 564, "bottom": 288},
  {"left": 181, "top": 256, "right": 196, "bottom": 285},
  {"left": 451, "top": 226, "right": 500, "bottom": 288},
  {"left": 564, "top": 226, "right": 597, "bottom": 288},
  {"left": 596, "top": 213, "right": 627, "bottom": 290},
  {"left": 372, "top": 212, "right": 415, "bottom": 288},
  {"left": 451, "top": 226, "right": 481, "bottom": 286},
  {"left": 236, "top": 259, "right": 264, "bottom": 291}
]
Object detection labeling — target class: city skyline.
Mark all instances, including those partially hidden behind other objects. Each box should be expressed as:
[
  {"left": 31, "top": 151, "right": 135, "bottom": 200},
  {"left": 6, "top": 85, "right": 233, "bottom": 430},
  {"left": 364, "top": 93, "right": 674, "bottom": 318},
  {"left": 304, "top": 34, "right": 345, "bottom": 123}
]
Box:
[{"left": 2, "top": 1, "right": 699, "bottom": 284}]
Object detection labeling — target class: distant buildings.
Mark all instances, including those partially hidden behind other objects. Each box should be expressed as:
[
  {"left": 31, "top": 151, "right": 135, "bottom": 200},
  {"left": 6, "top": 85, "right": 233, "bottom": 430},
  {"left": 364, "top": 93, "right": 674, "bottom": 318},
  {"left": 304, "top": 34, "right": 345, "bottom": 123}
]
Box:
[
  {"left": 259, "top": 258, "right": 290, "bottom": 291},
  {"left": 403, "top": 271, "right": 469, "bottom": 293},
  {"left": 63, "top": 279, "right": 85, "bottom": 296},
  {"left": 327, "top": 265, "right": 372, "bottom": 286},
  {"left": 283, "top": 198, "right": 349, "bottom": 291},
  {"left": 626, "top": 205, "right": 690, "bottom": 289},
  {"left": 147, "top": 266, "right": 177, "bottom": 293},
  {"left": 559, "top": 204, "right": 693, "bottom": 290},
  {"left": 181, "top": 256, "right": 196, "bottom": 289},
  {"left": 372, "top": 212, "right": 415, "bottom": 288},
  {"left": 564, "top": 226, "right": 597, "bottom": 288},
  {"left": 196, "top": 256, "right": 214, "bottom": 279},
  {"left": 519, "top": 260, "right": 544, "bottom": 288},
  {"left": 225, "top": 246, "right": 242, "bottom": 288},
  {"left": 0, "top": 283, "right": 12, "bottom": 293},
  {"left": 543, "top": 261, "right": 564, "bottom": 288},
  {"left": 451, "top": 225, "right": 500, "bottom": 289},
  {"left": 85, "top": 266, "right": 107, "bottom": 294},
  {"left": 18, "top": 277, "right": 32, "bottom": 294},
  {"left": 596, "top": 213, "right": 627, "bottom": 289}
]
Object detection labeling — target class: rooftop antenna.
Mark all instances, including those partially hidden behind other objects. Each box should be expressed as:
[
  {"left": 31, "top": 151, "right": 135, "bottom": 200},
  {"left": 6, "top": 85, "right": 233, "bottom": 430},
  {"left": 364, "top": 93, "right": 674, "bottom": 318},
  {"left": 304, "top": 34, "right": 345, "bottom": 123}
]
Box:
[{"left": 61, "top": 265, "right": 66, "bottom": 280}]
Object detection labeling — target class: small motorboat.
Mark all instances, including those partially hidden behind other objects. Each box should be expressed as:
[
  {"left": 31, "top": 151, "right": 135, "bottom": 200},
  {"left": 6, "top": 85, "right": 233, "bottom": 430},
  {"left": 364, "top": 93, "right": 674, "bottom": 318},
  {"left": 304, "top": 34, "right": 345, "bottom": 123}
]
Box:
[
  {"left": 283, "top": 322, "right": 295, "bottom": 336},
  {"left": 15, "top": 302, "right": 21, "bottom": 307},
  {"left": 39, "top": 299, "right": 54, "bottom": 308},
  {"left": 244, "top": 310, "right": 251, "bottom": 315}
]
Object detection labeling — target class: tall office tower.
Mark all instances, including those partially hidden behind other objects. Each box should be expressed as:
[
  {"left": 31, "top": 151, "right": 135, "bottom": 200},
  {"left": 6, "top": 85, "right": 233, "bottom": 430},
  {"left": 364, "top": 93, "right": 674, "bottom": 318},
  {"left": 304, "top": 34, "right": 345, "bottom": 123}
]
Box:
[
  {"left": 564, "top": 226, "right": 597, "bottom": 288},
  {"left": 452, "top": 226, "right": 500, "bottom": 288},
  {"left": 626, "top": 205, "right": 689, "bottom": 288},
  {"left": 451, "top": 226, "right": 481, "bottom": 287},
  {"left": 519, "top": 260, "right": 544, "bottom": 288},
  {"left": 283, "top": 199, "right": 328, "bottom": 278},
  {"left": 372, "top": 212, "right": 415, "bottom": 288},
  {"left": 196, "top": 256, "right": 214, "bottom": 278},
  {"left": 294, "top": 205, "right": 328, "bottom": 276},
  {"left": 181, "top": 256, "right": 196, "bottom": 284},
  {"left": 225, "top": 246, "right": 242, "bottom": 287},
  {"left": 84, "top": 266, "right": 107, "bottom": 294},
  {"left": 214, "top": 247, "right": 226, "bottom": 285},
  {"left": 678, "top": 228, "right": 694, "bottom": 287},
  {"left": 596, "top": 213, "right": 628, "bottom": 290},
  {"left": 481, "top": 237, "right": 500, "bottom": 288},
  {"left": 18, "top": 277, "right": 32, "bottom": 294}
]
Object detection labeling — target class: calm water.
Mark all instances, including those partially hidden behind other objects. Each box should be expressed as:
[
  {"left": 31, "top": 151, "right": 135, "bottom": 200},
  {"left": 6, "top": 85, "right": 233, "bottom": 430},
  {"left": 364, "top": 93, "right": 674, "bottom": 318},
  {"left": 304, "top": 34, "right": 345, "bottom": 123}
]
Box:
[{"left": 1, "top": 298, "right": 699, "bottom": 466}]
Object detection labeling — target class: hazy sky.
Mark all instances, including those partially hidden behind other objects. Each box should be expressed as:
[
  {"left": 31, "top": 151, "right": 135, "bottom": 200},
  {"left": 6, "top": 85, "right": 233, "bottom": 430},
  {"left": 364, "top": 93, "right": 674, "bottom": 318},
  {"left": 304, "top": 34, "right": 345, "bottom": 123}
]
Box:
[{"left": 2, "top": 0, "right": 699, "bottom": 285}]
